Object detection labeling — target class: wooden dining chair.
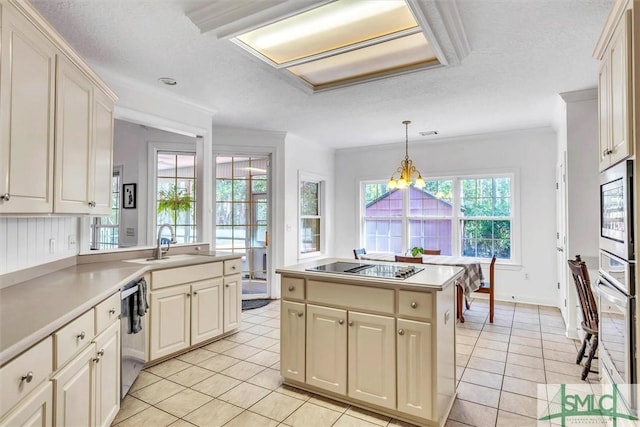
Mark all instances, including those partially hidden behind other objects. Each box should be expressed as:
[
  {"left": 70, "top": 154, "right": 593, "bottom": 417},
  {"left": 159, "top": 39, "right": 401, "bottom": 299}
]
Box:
[
  {"left": 567, "top": 255, "right": 599, "bottom": 380},
  {"left": 394, "top": 255, "right": 422, "bottom": 263},
  {"left": 472, "top": 256, "right": 496, "bottom": 323},
  {"left": 353, "top": 248, "right": 366, "bottom": 259}
]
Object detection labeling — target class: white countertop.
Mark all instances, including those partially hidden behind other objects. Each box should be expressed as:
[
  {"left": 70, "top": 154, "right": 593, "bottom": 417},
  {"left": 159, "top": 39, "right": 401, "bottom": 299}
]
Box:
[
  {"left": 0, "top": 252, "right": 242, "bottom": 366},
  {"left": 276, "top": 258, "right": 464, "bottom": 291}
]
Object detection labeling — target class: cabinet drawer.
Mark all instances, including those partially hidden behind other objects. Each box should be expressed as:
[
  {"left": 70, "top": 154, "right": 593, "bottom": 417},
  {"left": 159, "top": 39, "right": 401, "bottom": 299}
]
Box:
[
  {"left": 282, "top": 277, "right": 304, "bottom": 300},
  {"left": 95, "top": 292, "right": 120, "bottom": 333},
  {"left": 307, "top": 280, "right": 394, "bottom": 314},
  {"left": 398, "top": 291, "right": 433, "bottom": 320},
  {"left": 54, "top": 309, "right": 95, "bottom": 369},
  {"left": 224, "top": 259, "right": 242, "bottom": 276},
  {"left": 151, "top": 262, "right": 223, "bottom": 289},
  {"left": 0, "top": 337, "right": 53, "bottom": 418}
]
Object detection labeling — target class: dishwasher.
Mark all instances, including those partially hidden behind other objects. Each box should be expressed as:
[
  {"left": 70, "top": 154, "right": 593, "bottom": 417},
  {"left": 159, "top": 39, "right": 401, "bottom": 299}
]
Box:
[{"left": 120, "top": 278, "right": 147, "bottom": 399}]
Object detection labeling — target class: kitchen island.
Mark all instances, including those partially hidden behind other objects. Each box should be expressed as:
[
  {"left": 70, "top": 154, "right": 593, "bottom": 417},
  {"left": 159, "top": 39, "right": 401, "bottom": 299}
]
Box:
[{"left": 276, "top": 258, "right": 464, "bottom": 427}]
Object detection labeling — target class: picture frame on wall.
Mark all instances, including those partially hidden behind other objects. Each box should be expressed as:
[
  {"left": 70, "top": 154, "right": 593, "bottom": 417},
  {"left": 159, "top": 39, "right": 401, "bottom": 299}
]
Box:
[{"left": 123, "top": 183, "right": 136, "bottom": 209}]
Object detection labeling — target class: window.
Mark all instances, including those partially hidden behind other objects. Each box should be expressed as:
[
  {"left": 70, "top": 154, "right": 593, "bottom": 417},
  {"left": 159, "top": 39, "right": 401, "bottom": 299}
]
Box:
[
  {"left": 90, "top": 166, "right": 121, "bottom": 250},
  {"left": 156, "top": 151, "right": 197, "bottom": 243},
  {"left": 299, "top": 174, "right": 324, "bottom": 256},
  {"left": 361, "top": 174, "right": 514, "bottom": 260}
]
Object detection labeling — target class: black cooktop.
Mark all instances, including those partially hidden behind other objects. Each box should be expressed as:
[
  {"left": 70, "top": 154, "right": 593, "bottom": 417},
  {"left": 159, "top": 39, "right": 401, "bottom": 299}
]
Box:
[{"left": 306, "top": 262, "right": 422, "bottom": 279}]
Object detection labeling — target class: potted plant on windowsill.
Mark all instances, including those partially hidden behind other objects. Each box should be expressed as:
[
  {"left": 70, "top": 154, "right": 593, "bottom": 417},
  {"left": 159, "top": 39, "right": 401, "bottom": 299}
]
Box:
[{"left": 410, "top": 246, "right": 425, "bottom": 257}]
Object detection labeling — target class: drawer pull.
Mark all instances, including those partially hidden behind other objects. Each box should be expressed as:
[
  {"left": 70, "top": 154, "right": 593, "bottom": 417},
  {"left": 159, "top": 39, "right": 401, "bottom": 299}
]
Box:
[
  {"left": 338, "top": 319, "right": 344, "bottom": 325},
  {"left": 77, "top": 331, "right": 86, "bottom": 340},
  {"left": 288, "top": 286, "right": 295, "bottom": 292},
  {"left": 21, "top": 371, "right": 34, "bottom": 383},
  {"left": 109, "top": 308, "right": 116, "bottom": 315},
  {"left": 297, "top": 311, "right": 304, "bottom": 317},
  {"left": 231, "top": 265, "right": 237, "bottom": 270},
  {"left": 410, "top": 301, "right": 418, "bottom": 309},
  {"left": 398, "top": 329, "right": 405, "bottom": 336}
]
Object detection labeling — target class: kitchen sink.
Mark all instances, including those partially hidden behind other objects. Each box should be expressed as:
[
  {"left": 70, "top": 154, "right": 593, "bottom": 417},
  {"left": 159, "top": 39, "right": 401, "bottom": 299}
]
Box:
[{"left": 123, "top": 254, "right": 210, "bottom": 265}]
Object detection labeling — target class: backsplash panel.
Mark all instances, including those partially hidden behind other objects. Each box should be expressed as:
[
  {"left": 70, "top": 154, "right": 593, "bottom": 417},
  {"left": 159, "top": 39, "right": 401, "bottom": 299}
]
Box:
[{"left": 0, "top": 217, "right": 79, "bottom": 275}]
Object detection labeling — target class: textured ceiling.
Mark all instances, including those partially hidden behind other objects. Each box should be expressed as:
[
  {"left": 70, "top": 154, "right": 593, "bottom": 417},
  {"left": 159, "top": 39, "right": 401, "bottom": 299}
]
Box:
[{"left": 31, "top": 0, "right": 612, "bottom": 149}]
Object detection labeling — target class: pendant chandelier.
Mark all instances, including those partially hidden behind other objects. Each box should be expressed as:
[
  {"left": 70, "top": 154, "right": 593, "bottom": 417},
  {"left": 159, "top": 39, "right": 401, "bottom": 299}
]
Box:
[{"left": 387, "top": 120, "right": 425, "bottom": 190}]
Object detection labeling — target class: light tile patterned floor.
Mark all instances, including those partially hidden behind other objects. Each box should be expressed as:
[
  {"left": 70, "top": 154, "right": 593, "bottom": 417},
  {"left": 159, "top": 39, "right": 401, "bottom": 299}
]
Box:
[{"left": 113, "top": 298, "right": 597, "bottom": 427}]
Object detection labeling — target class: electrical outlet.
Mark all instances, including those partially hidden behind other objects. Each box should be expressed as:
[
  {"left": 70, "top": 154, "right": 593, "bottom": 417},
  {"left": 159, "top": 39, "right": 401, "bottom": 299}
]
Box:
[
  {"left": 68, "top": 235, "right": 77, "bottom": 250},
  {"left": 524, "top": 272, "right": 530, "bottom": 280},
  {"left": 49, "top": 238, "right": 56, "bottom": 254}
]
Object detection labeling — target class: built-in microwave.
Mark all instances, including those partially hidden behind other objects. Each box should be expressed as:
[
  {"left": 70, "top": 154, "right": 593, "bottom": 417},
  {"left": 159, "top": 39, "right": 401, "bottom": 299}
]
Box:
[
  {"left": 600, "top": 159, "right": 634, "bottom": 261},
  {"left": 599, "top": 250, "right": 635, "bottom": 295}
]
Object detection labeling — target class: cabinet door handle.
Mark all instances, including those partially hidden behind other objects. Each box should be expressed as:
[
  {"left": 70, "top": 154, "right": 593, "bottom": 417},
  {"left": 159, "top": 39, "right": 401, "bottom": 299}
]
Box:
[
  {"left": 0, "top": 193, "right": 9, "bottom": 202},
  {"left": 186, "top": 293, "right": 191, "bottom": 298},
  {"left": 297, "top": 311, "right": 304, "bottom": 317},
  {"left": 109, "top": 308, "right": 116, "bottom": 315},
  {"left": 97, "top": 349, "right": 105, "bottom": 357},
  {"left": 93, "top": 356, "right": 101, "bottom": 363},
  {"left": 410, "top": 301, "right": 418, "bottom": 309},
  {"left": 193, "top": 291, "right": 198, "bottom": 295},
  {"left": 348, "top": 321, "right": 354, "bottom": 327},
  {"left": 288, "top": 286, "right": 295, "bottom": 292},
  {"left": 77, "top": 331, "right": 86, "bottom": 340},
  {"left": 398, "top": 329, "right": 405, "bottom": 336},
  {"left": 88, "top": 201, "right": 96, "bottom": 207},
  {"left": 225, "top": 284, "right": 229, "bottom": 288},
  {"left": 338, "top": 319, "right": 344, "bottom": 325},
  {"left": 20, "top": 371, "right": 34, "bottom": 383}
]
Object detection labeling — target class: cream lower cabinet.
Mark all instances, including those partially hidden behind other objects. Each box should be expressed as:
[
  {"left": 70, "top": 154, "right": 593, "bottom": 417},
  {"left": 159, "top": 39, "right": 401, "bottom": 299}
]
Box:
[
  {"left": 149, "top": 284, "right": 192, "bottom": 360},
  {"left": 280, "top": 274, "right": 457, "bottom": 427},
  {"left": 149, "top": 272, "right": 233, "bottom": 361},
  {"left": 223, "top": 274, "right": 241, "bottom": 332},
  {"left": 305, "top": 305, "right": 395, "bottom": 409},
  {"left": 280, "top": 301, "right": 306, "bottom": 382},
  {"left": 93, "top": 322, "right": 120, "bottom": 427},
  {"left": 397, "top": 318, "right": 433, "bottom": 420},
  {"left": 0, "top": 382, "right": 53, "bottom": 427},
  {"left": 51, "top": 321, "right": 120, "bottom": 427}
]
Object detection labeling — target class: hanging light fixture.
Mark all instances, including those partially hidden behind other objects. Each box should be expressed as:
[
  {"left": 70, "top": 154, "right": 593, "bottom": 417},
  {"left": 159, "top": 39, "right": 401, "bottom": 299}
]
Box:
[{"left": 387, "top": 120, "right": 426, "bottom": 190}]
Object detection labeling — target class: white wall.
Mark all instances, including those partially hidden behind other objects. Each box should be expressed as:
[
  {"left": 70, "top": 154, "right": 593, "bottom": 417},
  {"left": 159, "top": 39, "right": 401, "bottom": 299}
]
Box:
[
  {"left": 0, "top": 217, "right": 78, "bottom": 274},
  {"left": 335, "top": 127, "right": 558, "bottom": 306},
  {"left": 283, "top": 133, "right": 336, "bottom": 267}
]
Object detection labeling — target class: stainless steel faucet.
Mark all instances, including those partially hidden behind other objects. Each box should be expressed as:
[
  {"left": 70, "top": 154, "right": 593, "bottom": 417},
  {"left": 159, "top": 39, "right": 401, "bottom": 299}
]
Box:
[{"left": 155, "top": 224, "right": 176, "bottom": 259}]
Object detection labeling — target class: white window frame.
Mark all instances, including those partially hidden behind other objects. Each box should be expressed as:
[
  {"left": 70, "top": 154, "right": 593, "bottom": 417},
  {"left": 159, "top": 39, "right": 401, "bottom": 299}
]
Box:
[
  {"left": 298, "top": 171, "right": 326, "bottom": 259},
  {"left": 359, "top": 170, "right": 520, "bottom": 264},
  {"left": 147, "top": 141, "right": 203, "bottom": 246}
]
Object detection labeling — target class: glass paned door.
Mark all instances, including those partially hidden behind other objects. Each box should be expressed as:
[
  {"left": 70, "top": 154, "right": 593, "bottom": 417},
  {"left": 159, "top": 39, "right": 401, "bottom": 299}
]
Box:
[{"left": 215, "top": 156, "right": 270, "bottom": 299}]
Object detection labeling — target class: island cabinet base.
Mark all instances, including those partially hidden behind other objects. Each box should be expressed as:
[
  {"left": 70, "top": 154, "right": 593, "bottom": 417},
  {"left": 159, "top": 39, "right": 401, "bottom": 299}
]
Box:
[{"left": 278, "top": 268, "right": 461, "bottom": 427}]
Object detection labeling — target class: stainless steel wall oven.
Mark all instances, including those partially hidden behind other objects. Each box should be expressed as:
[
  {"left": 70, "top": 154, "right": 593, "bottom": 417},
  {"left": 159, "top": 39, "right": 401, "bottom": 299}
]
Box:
[{"left": 599, "top": 159, "right": 634, "bottom": 261}]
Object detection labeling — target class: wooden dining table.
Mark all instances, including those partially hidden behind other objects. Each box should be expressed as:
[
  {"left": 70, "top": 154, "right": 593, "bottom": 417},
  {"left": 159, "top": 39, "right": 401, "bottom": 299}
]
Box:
[{"left": 359, "top": 252, "right": 485, "bottom": 323}]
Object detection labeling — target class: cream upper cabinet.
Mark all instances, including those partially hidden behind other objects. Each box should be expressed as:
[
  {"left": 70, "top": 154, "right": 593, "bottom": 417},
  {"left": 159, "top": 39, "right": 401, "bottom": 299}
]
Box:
[
  {"left": 280, "top": 300, "right": 306, "bottom": 382},
  {"left": 90, "top": 87, "right": 115, "bottom": 216},
  {"left": 52, "top": 57, "right": 115, "bottom": 214},
  {"left": 597, "top": 9, "right": 632, "bottom": 171},
  {"left": 347, "top": 311, "right": 396, "bottom": 410},
  {"left": 191, "top": 278, "right": 224, "bottom": 345},
  {"left": 0, "top": 0, "right": 116, "bottom": 215},
  {"left": 0, "top": 1, "right": 56, "bottom": 213}
]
